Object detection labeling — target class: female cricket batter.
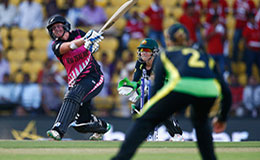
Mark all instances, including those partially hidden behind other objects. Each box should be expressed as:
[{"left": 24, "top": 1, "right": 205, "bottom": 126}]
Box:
[{"left": 46, "top": 15, "right": 110, "bottom": 141}]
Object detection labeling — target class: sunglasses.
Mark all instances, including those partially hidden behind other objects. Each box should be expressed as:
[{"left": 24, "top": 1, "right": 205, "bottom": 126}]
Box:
[{"left": 139, "top": 48, "right": 152, "bottom": 52}]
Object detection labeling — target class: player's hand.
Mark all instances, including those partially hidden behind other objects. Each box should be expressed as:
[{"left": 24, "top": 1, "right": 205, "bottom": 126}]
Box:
[
  {"left": 84, "top": 30, "right": 103, "bottom": 53},
  {"left": 129, "top": 88, "right": 141, "bottom": 103},
  {"left": 84, "top": 30, "right": 104, "bottom": 43},
  {"left": 117, "top": 78, "right": 137, "bottom": 96},
  {"left": 212, "top": 117, "right": 227, "bottom": 133},
  {"left": 84, "top": 40, "right": 100, "bottom": 53}
]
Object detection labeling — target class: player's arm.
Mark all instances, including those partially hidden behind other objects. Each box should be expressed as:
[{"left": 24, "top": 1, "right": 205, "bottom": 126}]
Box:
[
  {"left": 132, "top": 61, "right": 144, "bottom": 83},
  {"left": 59, "top": 30, "right": 103, "bottom": 55},
  {"left": 126, "top": 61, "right": 142, "bottom": 102},
  {"left": 151, "top": 53, "right": 166, "bottom": 97},
  {"left": 59, "top": 38, "right": 85, "bottom": 55},
  {"left": 211, "top": 58, "right": 232, "bottom": 133}
]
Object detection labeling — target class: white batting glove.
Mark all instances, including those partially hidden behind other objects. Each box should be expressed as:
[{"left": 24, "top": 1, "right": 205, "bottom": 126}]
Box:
[
  {"left": 129, "top": 88, "right": 141, "bottom": 103},
  {"left": 84, "top": 30, "right": 103, "bottom": 53},
  {"left": 84, "top": 29, "right": 104, "bottom": 43},
  {"left": 84, "top": 40, "right": 100, "bottom": 53}
]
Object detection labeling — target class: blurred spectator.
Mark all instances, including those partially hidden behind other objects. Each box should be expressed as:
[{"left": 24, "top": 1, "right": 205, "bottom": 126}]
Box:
[
  {"left": 232, "top": 0, "right": 256, "bottom": 62},
  {"left": 37, "top": 58, "right": 66, "bottom": 86},
  {"left": 97, "top": 52, "right": 114, "bottom": 97},
  {"left": 205, "top": 0, "right": 230, "bottom": 68},
  {"left": 0, "top": 37, "right": 2, "bottom": 49},
  {"left": 142, "top": 0, "right": 166, "bottom": 48},
  {"left": 44, "top": 0, "right": 60, "bottom": 19},
  {"left": 78, "top": 0, "right": 107, "bottom": 27},
  {"left": 242, "top": 75, "right": 260, "bottom": 117},
  {"left": 121, "top": 11, "right": 145, "bottom": 49},
  {"left": 205, "top": 14, "right": 226, "bottom": 75},
  {"left": 205, "top": 0, "right": 228, "bottom": 25},
  {"left": 207, "top": 0, "right": 228, "bottom": 18},
  {"left": 242, "top": 12, "right": 260, "bottom": 77},
  {"left": 0, "top": 48, "right": 10, "bottom": 83},
  {"left": 183, "top": 0, "right": 204, "bottom": 47},
  {"left": 47, "top": 40, "right": 57, "bottom": 60},
  {"left": 0, "top": 0, "right": 17, "bottom": 27},
  {"left": 256, "top": 8, "right": 260, "bottom": 26},
  {"left": 183, "top": 0, "right": 204, "bottom": 16},
  {"left": 118, "top": 50, "right": 136, "bottom": 117},
  {"left": 94, "top": 52, "right": 116, "bottom": 117},
  {"left": 37, "top": 59, "right": 56, "bottom": 84},
  {"left": 65, "top": 0, "right": 81, "bottom": 29},
  {"left": 229, "top": 73, "right": 244, "bottom": 116},
  {"left": 16, "top": 0, "right": 43, "bottom": 30},
  {"left": 207, "top": 0, "right": 229, "bottom": 12},
  {"left": 179, "top": 1, "right": 202, "bottom": 46},
  {"left": 15, "top": 73, "right": 42, "bottom": 116},
  {"left": 41, "top": 73, "right": 62, "bottom": 116},
  {"left": 0, "top": 73, "right": 18, "bottom": 112},
  {"left": 120, "top": 51, "right": 136, "bottom": 80}
]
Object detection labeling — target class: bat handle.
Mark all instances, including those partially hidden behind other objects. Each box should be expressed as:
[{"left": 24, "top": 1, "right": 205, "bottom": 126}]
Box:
[
  {"left": 98, "top": 29, "right": 104, "bottom": 35},
  {"left": 99, "top": 24, "right": 107, "bottom": 34}
]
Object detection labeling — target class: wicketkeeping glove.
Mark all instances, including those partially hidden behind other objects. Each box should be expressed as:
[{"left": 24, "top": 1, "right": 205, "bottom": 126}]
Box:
[
  {"left": 129, "top": 87, "right": 141, "bottom": 103},
  {"left": 84, "top": 30, "right": 104, "bottom": 53},
  {"left": 117, "top": 77, "right": 138, "bottom": 96}
]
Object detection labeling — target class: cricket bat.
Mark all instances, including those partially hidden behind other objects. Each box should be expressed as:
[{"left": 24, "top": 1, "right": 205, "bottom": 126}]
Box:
[{"left": 99, "top": 0, "right": 138, "bottom": 33}]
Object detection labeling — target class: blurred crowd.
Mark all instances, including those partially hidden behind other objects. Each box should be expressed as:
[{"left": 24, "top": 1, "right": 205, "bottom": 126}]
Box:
[{"left": 0, "top": 0, "right": 260, "bottom": 118}]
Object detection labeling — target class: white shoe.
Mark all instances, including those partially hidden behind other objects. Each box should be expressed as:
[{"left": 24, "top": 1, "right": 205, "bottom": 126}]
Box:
[{"left": 169, "top": 134, "right": 184, "bottom": 142}]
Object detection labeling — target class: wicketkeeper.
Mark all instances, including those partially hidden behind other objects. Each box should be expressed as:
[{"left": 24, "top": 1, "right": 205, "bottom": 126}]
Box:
[
  {"left": 46, "top": 15, "right": 111, "bottom": 141},
  {"left": 117, "top": 38, "right": 183, "bottom": 140}
]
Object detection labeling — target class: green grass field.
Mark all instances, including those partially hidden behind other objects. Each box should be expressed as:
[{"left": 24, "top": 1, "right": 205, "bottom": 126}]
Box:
[{"left": 0, "top": 140, "right": 259, "bottom": 160}]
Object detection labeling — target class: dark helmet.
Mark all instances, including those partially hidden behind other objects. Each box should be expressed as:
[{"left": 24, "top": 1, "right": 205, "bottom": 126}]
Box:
[
  {"left": 167, "top": 23, "right": 189, "bottom": 42},
  {"left": 46, "top": 15, "right": 71, "bottom": 40},
  {"left": 137, "top": 38, "right": 159, "bottom": 62},
  {"left": 137, "top": 38, "right": 158, "bottom": 51}
]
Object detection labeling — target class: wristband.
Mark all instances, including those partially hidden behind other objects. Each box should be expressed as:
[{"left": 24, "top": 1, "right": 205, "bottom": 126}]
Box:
[{"left": 69, "top": 42, "right": 78, "bottom": 50}]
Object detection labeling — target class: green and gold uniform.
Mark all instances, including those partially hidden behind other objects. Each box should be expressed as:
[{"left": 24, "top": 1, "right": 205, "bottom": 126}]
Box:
[
  {"left": 112, "top": 46, "right": 231, "bottom": 160},
  {"left": 132, "top": 55, "right": 183, "bottom": 137}
]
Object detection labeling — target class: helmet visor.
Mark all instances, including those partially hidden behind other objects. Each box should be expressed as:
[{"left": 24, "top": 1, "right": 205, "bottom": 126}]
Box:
[{"left": 139, "top": 48, "right": 152, "bottom": 52}]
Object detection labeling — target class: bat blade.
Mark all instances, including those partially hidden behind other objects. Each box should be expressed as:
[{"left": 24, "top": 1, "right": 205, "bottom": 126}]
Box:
[{"left": 99, "top": 0, "right": 138, "bottom": 33}]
